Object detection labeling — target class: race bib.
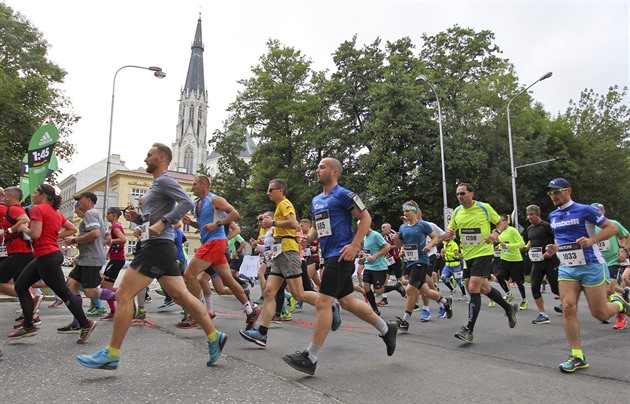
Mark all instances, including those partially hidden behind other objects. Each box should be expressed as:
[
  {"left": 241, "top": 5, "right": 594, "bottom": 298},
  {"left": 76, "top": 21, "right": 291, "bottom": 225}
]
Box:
[
  {"left": 314, "top": 210, "right": 332, "bottom": 238},
  {"left": 493, "top": 249, "right": 501, "bottom": 258},
  {"left": 272, "top": 237, "right": 282, "bottom": 258},
  {"left": 302, "top": 248, "right": 311, "bottom": 257},
  {"left": 454, "top": 270, "right": 463, "bottom": 279},
  {"left": 595, "top": 239, "right": 612, "bottom": 252},
  {"left": 403, "top": 244, "right": 419, "bottom": 261},
  {"left": 528, "top": 247, "right": 545, "bottom": 262},
  {"left": 140, "top": 213, "right": 150, "bottom": 241},
  {"left": 0, "top": 244, "right": 7, "bottom": 258},
  {"left": 557, "top": 243, "right": 586, "bottom": 267},
  {"left": 385, "top": 254, "right": 395, "bottom": 266},
  {"left": 461, "top": 228, "right": 483, "bottom": 246}
]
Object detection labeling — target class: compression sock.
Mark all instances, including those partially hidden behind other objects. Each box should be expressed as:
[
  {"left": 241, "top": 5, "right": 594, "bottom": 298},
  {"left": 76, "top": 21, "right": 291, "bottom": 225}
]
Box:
[
  {"left": 486, "top": 287, "right": 511, "bottom": 311},
  {"left": 467, "top": 293, "right": 481, "bottom": 331}
]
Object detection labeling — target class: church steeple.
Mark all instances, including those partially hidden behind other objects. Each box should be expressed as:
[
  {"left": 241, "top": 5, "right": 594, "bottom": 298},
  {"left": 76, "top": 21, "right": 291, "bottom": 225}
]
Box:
[
  {"left": 170, "top": 15, "right": 208, "bottom": 174},
  {"left": 184, "top": 15, "right": 205, "bottom": 94}
]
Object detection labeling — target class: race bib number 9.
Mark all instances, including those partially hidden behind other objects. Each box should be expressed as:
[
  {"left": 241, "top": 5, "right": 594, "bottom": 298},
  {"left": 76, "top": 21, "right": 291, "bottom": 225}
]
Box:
[
  {"left": 557, "top": 243, "right": 586, "bottom": 267},
  {"left": 528, "top": 247, "right": 545, "bottom": 262},
  {"left": 461, "top": 228, "right": 482, "bottom": 246},
  {"left": 314, "top": 210, "right": 332, "bottom": 238}
]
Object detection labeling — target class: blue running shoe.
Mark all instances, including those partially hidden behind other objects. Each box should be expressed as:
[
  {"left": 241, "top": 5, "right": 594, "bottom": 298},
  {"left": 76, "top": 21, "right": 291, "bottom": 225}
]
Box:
[
  {"left": 559, "top": 355, "right": 589, "bottom": 373},
  {"left": 437, "top": 306, "right": 447, "bottom": 319},
  {"left": 420, "top": 309, "right": 431, "bottom": 322},
  {"left": 76, "top": 348, "right": 119, "bottom": 370},
  {"left": 207, "top": 331, "right": 227, "bottom": 366},
  {"left": 331, "top": 302, "right": 342, "bottom": 331},
  {"left": 239, "top": 328, "right": 267, "bottom": 347}
]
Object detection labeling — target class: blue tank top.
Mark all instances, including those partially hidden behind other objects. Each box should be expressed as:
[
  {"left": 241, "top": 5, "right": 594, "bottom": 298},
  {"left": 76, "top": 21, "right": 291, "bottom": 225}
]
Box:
[{"left": 194, "top": 193, "right": 226, "bottom": 243}]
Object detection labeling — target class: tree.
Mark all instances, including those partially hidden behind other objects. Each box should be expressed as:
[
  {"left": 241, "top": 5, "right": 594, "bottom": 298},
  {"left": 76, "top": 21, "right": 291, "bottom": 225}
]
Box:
[{"left": 0, "top": 4, "right": 77, "bottom": 187}]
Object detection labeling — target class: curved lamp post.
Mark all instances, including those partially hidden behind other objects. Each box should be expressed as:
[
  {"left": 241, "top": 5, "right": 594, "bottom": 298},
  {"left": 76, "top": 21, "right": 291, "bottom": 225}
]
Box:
[
  {"left": 416, "top": 75, "right": 448, "bottom": 230},
  {"left": 103, "top": 65, "right": 166, "bottom": 218},
  {"left": 507, "top": 71, "right": 552, "bottom": 229}
]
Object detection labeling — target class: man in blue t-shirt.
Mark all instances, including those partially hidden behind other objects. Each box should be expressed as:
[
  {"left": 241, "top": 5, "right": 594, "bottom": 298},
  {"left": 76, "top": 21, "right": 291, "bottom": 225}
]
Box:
[
  {"left": 544, "top": 177, "right": 629, "bottom": 373},
  {"left": 282, "top": 157, "right": 397, "bottom": 375}
]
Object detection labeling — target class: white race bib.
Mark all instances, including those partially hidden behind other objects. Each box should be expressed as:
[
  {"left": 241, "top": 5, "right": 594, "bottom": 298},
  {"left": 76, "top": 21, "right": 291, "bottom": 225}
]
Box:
[
  {"left": 0, "top": 244, "right": 7, "bottom": 258},
  {"left": 454, "top": 270, "right": 463, "bottom": 279},
  {"left": 461, "top": 228, "right": 483, "bottom": 246},
  {"left": 403, "top": 244, "right": 419, "bottom": 261},
  {"left": 302, "top": 248, "right": 311, "bottom": 257},
  {"left": 140, "top": 213, "right": 150, "bottom": 241},
  {"left": 595, "top": 239, "right": 612, "bottom": 252},
  {"left": 557, "top": 243, "right": 586, "bottom": 267},
  {"left": 314, "top": 210, "right": 332, "bottom": 238},
  {"left": 528, "top": 247, "right": 545, "bottom": 262},
  {"left": 385, "top": 254, "right": 395, "bottom": 266},
  {"left": 272, "top": 237, "right": 282, "bottom": 258},
  {"left": 493, "top": 249, "right": 501, "bottom": 258}
]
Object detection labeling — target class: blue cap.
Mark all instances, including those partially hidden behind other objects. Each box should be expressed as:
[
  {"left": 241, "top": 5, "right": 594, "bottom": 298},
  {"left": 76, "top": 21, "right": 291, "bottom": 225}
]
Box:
[
  {"left": 590, "top": 203, "right": 604, "bottom": 211},
  {"left": 546, "top": 178, "right": 571, "bottom": 190}
]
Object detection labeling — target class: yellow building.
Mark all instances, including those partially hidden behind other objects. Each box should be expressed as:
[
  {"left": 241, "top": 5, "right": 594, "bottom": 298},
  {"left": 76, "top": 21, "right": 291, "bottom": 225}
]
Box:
[{"left": 71, "top": 168, "right": 201, "bottom": 258}]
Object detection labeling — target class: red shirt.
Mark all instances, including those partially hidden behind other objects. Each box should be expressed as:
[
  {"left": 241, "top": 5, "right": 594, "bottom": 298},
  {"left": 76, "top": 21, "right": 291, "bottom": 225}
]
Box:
[
  {"left": 2, "top": 205, "right": 33, "bottom": 254},
  {"left": 29, "top": 203, "right": 66, "bottom": 258},
  {"left": 108, "top": 221, "right": 126, "bottom": 260}
]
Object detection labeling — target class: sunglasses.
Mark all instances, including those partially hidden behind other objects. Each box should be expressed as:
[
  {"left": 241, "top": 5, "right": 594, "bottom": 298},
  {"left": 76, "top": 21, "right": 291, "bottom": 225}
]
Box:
[
  {"left": 267, "top": 188, "right": 279, "bottom": 193},
  {"left": 456, "top": 192, "right": 469, "bottom": 196},
  {"left": 547, "top": 188, "right": 569, "bottom": 196}
]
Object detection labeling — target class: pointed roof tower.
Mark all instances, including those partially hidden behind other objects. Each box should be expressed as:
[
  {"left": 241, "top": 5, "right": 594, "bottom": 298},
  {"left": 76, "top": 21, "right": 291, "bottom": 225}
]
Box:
[{"left": 185, "top": 14, "right": 205, "bottom": 93}]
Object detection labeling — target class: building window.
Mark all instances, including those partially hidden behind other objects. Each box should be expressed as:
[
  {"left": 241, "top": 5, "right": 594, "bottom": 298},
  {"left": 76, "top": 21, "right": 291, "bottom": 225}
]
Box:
[
  {"left": 131, "top": 188, "right": 148, "bottom": 197},
  {"left": 188, "top": 105, "right": 194, "bottom": 123},
  {"left": 184, "top": 148, "right": 194, "bottom": 174},
  {"left": 183, "top": 223, "right": 191, "bottom": 232}
]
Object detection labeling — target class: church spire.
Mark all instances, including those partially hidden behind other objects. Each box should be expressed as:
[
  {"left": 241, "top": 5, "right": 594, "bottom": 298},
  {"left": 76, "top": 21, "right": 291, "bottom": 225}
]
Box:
[{"left": 184, "top": 15, "right": 205, "bottom": 93}]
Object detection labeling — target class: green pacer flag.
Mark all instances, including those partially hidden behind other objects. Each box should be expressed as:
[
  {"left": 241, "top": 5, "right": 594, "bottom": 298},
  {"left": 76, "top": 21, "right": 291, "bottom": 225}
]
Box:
[{"left": 19, "top": 124, "right": 59, "bottom": 201}]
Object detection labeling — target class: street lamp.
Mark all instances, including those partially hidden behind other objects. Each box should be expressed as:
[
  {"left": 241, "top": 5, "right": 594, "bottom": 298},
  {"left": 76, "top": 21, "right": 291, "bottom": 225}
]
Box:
[
  {"left": 103, "top": 65, "right": 166, "bottom": 218},
  {"left": 416, "top": 75, "right": 449, "bottom": 230},
  {"left": 507, "top": 71, "right": 552, "bottom": 229}
]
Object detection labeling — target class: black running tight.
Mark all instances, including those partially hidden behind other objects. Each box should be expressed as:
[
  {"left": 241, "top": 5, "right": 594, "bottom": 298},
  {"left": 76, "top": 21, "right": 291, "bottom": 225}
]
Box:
[{"left": 14, "top": 251, "right": 88, "bottom": 328}]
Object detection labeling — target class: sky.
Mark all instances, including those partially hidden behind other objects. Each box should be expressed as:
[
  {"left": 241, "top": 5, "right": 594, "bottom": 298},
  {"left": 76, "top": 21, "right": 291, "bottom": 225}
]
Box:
[{"left": 4, "top": 0, "right": 629, "bottom": 182}]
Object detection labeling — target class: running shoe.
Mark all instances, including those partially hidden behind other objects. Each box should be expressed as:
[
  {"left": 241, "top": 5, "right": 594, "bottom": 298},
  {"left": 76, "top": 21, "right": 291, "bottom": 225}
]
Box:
[
  {"left": 437, "top": 307, "right": 447, "bottom": 319},
  {"left": 420, "top": 309, "right": 431, "bottom": 322},
  {"left": 77, "top": 320, "right": 97, "bottom": 344},
  {"left": 209, "top": 311, "right": 216, "bottom": 320},
  {"left": 245, "top": 305, "right": 261, "bottom": 331},
  {"left": 554, "top": 304, "right": 563, "bottom": 313},
  {"left": 287, "top": 297, "right": 297, "bottom": 313},
  {"left": 100, "top": 312, "right": 115, "bottom": 321},
  {"left": 157, "top": 300, "right": 176, "bottom": 310},
  {"left": 504, "top": 294, "right": 515, "bottom": 303},
  {"left": 395, "top": 316, "right": 409, "bottom": 332},
  {"left": 454, "top": 325, "right": 473, "bottom": 343},
  {"left": 280, "top": 312, "right": 292, "bottom": 321},
  {"left": 77, "top": 348, "right": 119, "bottom": 370},
  {"left": 32, "top": 294, "right": 44, "bottom": 314},
  {"left": 87, "top": 307, "right": 107, "bottom": 317},
  {"left": 379, "top": 322, "right": 398, "bottom": 356},
  {"left": 613, "top": 314, "right": 627, "bottom": 330},
  {"left": 175, "top": 316, "right": 200, "bottom": 329},
  {"left": 444, "top": 297, "right": 453, "bottom": 319},
  {"left": 14, "top": 314, "right": 41, "bottom": 329},
  {"left": 559, "top": 355, "right": 589, "bottom": 373},
  {"left": 48, "top": 297, "right": 64, "bottom": 308},
  {"left": 519, "top": 300, "right": 529, "bottom": 310},
  {"left": 532, "top": 313, "right": 550, "bottom": 325},
  {"left": 412, "top": 304, "right": 421, "bottom": 312},
  {"left": 239, "top": 328, "right": 267, "bottom": 347},
  {"left": 8, "top": 326, "right": 38, "bottom": 339},
  {"left": 395, "top": 282, "right": 407, "bottom": 298},
  {"left": 155, "top": 289, "right": 166, "bottom": 297},
  {"left": 271, "top": 314, "right": 282, "bottom": 323},
  {"left": 295, "top": 301, "right": 303, "bottom": 311},
  {"left": 282, "top": 350, "right": 316, "bottom": 375},
  {"left": 331, "top": 302, "right": 342, "bottom": 331},
  {"left": 207, "top": 331, "right": 227, "bottom": 366},
  {"left": 374, "top": 308, "right": 382, "bottom": 317},
  {"left": 610, "top": 292, "right": 630, "bottom": 316},
  {"left": 133, "top": 310, "right": 146, "bottom": 320},
  {"left": 253, "top": 298, "right": 264, "bottom": 306},
  {"left": 507, "top": 303, "right": 518, "bottom": 328},
  {"left": 144, "top": 293, "right": 152, "bottom": 303},
  {"left": 57, "top": 322, "right": 81, "bottom": 333},
  {"left": 488, "top": 300, "right": 495, "bottom": 307},
  {"left": 377, "top": 298, "right": 389, "bottom": 306}
]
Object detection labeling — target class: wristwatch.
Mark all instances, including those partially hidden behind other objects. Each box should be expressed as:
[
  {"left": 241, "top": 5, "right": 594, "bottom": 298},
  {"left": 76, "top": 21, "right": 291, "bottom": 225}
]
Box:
[
  {"left": 7, "top": 228, "right": 13, "bottom": 234},
  {"left": 215, "top": 220, "right": 223, "bottom": 227},
  {"left": 160, "top": 217, "right": 168, "bottom": 225}
]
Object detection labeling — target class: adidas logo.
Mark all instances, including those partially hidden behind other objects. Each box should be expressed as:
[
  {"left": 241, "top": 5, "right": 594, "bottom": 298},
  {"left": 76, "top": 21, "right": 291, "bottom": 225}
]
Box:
[{"left": 38, "top": 132, "right": 53, "bottom": 146}]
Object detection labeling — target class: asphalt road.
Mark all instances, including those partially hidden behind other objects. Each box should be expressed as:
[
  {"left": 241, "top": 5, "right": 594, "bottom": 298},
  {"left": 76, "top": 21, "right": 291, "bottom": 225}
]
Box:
[{"left": 1, "top": 280, "right": 628, "bottom": 403}]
